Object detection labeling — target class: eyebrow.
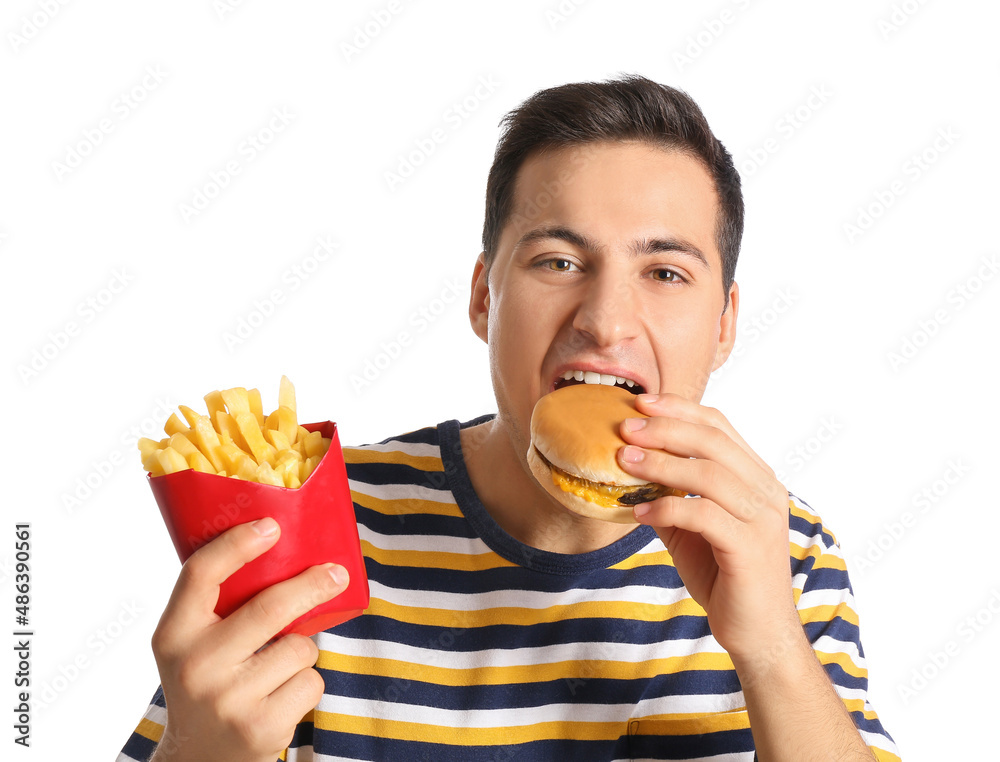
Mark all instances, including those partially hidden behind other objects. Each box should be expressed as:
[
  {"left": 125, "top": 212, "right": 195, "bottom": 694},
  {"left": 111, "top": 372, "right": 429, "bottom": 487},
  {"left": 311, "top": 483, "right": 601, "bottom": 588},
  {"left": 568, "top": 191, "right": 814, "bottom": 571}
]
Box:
[{"left": 515, "top": 225, "right": 710, "bottom": 270}]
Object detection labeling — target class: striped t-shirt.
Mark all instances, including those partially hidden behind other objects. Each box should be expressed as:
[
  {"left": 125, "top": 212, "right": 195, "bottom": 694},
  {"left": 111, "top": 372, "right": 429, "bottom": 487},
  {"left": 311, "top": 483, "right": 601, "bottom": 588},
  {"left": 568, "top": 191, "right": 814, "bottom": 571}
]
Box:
[{"left": 118, "top": 415, "right": 900, "bottom": 761}]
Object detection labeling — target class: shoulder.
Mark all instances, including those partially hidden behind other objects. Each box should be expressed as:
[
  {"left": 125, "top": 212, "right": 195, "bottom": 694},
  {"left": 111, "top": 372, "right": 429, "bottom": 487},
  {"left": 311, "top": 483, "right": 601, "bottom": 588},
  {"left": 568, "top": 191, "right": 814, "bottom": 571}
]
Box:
[{"left": 787, "top": 491, "right": 841, "bottom": 551}]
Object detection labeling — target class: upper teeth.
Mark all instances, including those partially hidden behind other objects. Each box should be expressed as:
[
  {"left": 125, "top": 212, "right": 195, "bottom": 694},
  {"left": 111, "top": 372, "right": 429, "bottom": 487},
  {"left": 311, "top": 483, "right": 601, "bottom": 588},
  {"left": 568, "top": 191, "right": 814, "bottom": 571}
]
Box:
[{"left": 560, "top": 370, "right": 636, "bottom": 388}]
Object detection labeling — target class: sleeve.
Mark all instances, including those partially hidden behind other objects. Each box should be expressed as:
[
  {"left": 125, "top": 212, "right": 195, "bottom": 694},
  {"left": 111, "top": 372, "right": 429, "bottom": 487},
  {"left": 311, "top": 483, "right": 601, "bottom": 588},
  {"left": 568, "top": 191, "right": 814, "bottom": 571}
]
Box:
[
  {"left": 787, "top": 493, "right": 901, "bottom": 762},
  {"left": 116, "top": 685, "right": 167, "bottom": 762}
]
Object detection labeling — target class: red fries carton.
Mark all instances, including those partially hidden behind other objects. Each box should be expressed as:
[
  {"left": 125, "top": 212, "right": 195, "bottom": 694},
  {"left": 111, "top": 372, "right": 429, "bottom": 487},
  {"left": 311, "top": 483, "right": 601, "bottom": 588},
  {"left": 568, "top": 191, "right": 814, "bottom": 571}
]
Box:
[{"left": 148, "top": 421, "right": 369, "bottom": 638}]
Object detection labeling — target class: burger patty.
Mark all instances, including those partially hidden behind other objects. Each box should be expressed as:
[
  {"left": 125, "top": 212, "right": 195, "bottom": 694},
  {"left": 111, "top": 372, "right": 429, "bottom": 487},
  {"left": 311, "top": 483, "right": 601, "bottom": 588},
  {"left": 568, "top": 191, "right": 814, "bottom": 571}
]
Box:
[{"left": 540, "top": 452, "right": 672, "bottom": 508}]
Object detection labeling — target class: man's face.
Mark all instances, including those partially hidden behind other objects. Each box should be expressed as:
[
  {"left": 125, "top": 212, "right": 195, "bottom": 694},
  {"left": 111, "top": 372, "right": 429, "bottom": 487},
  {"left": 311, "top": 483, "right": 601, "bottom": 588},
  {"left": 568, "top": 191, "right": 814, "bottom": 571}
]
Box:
[{"left": 469, "top": 140, "right": 737, "bottom": 461}]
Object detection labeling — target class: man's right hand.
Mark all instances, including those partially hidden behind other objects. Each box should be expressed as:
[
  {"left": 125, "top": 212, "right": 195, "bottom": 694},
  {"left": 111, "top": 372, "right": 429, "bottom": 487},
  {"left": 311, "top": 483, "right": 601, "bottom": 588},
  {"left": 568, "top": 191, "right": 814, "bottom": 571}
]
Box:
[{"left": 149, "top": 517, "right": 350, "bottom": 762}]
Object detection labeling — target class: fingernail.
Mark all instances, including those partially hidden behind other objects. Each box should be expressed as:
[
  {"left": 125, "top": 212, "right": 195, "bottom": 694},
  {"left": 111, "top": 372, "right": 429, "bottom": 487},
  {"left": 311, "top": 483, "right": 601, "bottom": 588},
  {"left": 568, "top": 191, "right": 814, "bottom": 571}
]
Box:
[
  {"left": 633, "top": 503, "right": 651, "bottom": 517},
  {"left": 637, "top": 394, "right": 657, "bottom": 405},
  {"left": 252, "top": 517, "right": 278, "bottom": 537},
  {"left": 621, "top": 445, "right": 644, "bottom": 463},
  {"left": 624, "top": 417, "right": 647, "bottom": 431},
  {"left": 328, "top": 564, "right": 349, "bottom": 587}
]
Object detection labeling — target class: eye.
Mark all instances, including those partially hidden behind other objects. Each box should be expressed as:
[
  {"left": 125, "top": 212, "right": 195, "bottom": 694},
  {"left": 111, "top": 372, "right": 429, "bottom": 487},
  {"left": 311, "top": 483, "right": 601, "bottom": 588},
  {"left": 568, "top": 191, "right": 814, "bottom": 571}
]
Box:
[
  {"left": 650, "top": 268, "right": 685, "bottom": 283},
  {"left": 541, "top": 258, "right": 579, "bottom": 272}
]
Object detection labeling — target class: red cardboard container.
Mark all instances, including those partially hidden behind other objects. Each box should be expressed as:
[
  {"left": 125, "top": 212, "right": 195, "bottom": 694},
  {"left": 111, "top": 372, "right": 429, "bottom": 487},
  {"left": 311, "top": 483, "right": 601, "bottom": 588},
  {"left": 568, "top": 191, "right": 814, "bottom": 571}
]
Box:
[{"left": 148, "top": 421, "right": 369, "bottom": 638}]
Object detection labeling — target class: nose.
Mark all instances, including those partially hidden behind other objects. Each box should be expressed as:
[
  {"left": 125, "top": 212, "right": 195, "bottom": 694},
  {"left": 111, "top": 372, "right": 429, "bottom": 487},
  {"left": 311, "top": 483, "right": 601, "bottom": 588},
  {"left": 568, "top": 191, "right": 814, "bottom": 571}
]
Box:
[{"left": 570, "top": 272, "right": 640, "bottom": 348}]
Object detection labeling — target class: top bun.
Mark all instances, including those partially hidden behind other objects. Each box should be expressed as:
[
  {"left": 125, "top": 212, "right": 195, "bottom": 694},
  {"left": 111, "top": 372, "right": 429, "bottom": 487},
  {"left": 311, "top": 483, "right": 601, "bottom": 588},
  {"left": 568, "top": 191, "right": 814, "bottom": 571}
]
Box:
[{"left": 529, "top": 383, "right": 648, "bottom": 486}]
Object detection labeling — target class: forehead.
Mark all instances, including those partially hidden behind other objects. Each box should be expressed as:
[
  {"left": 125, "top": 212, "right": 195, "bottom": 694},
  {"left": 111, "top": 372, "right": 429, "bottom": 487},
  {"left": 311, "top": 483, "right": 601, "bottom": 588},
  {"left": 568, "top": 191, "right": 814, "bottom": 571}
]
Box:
[{"left": 502, "top": 141, "right": 720, "bottom": 263}]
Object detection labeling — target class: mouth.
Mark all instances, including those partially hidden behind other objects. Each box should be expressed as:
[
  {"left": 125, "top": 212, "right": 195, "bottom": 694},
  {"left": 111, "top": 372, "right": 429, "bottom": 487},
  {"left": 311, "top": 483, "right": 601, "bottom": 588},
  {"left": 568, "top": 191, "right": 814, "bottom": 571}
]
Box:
[{"left": 552, "top": 369, "right": 646, "bottom": 396}]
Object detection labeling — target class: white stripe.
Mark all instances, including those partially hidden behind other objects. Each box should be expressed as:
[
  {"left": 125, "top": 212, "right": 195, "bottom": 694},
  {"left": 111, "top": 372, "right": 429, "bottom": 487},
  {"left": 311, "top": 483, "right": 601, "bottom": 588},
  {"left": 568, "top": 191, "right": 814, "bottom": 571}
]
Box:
[
  {"left": 319, "top": 693, "right": 744, "bottom": 730},
  {"left": 797, "top": 587, "right": 852, "bottom": 610},
  {"left": 350, "top": 479, "right": 453, "bottom": 503},
  {"left": 367, "top": 578, "right": 694, "bottom": 612},
  {"left": 318, "top": 632, "right": 726, "bottom": 670},
  {"left": 358, "top": 524, "right": 493, "bottom": 555},
  {"left": 346, "top": 440, "right": 441, "bottom": 458},
  {"left": 812, "top": 633, "right": 865, "bottom": 667}
]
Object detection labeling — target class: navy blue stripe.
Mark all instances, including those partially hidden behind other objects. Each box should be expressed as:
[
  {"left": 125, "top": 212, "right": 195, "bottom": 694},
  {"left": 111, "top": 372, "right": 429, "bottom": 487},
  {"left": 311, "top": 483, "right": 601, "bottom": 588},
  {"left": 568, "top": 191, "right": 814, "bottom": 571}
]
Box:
[
  {"left": 321, "top": 669, "right": 743, "bottom": 711},
  {"left": 120, "top": 731, "right": 159, "bottom": 761},
  {"left": 355, "top": 502, "right": 478, "bottom": 539},
  {"left": 348, "top": 461, "right": 450, "bottom": 491},
  {"left": 336, "top": 613, "right": 714, "bottom": 653},
  {"left": 797, "top": 566, "right": 853, "bottom": 594},
  {"left": 364, "top": 554, "right": 685, "bottom": 595}
]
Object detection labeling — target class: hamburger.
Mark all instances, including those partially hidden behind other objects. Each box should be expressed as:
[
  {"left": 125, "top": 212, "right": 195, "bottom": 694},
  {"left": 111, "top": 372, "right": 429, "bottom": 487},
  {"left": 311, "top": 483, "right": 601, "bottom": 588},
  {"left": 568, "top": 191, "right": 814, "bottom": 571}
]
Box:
[{"left": 527, "top": 383, "right": 686, "bottom": 523}]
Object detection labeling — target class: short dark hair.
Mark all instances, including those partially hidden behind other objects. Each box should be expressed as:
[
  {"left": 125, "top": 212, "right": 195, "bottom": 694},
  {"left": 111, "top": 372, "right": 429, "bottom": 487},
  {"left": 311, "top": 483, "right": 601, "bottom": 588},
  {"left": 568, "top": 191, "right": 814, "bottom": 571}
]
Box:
[{"left": 482, "top": 74, "right": 743, "bottom": 306}]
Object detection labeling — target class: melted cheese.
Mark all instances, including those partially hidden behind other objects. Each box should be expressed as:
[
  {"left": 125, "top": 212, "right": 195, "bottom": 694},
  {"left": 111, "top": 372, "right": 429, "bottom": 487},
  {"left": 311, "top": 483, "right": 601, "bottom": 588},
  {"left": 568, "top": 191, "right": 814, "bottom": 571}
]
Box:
[{"left": 550, "top": 467, "right": 634, "bottom": 509}]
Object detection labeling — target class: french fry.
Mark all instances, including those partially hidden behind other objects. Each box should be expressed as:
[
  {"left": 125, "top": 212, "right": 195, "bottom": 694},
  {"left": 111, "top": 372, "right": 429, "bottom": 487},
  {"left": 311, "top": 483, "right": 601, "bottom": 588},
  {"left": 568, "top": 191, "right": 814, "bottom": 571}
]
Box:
[
  {"left": 221, "top": 387, "right": 251, "bottom": 416},
  {"left": 279, "top": 375, "right": 296, "bottom": 414},
  {"left": 248, "top": 388, "right": 264, "bottom": 427},
  {"left": 164, "top": 413, "right": 190, "bottom": 438},
  {"left": 156, "top": 446, "right": 190, "bottom": 475},
  {"left": 188, "top": 451, "right": 215, "bottom": 474},
  {"left": 139, "top": 377, "right": 327, "bottom": 488}
]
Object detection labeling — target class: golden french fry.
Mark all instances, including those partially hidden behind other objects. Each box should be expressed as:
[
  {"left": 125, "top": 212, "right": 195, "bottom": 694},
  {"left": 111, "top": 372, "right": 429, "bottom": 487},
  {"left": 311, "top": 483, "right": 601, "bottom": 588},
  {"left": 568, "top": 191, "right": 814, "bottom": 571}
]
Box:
[
  {"left": 221, "top": 387, "right": 251, "bottom": 416},
  {"left": 203, "top": 390, "right": 226, "bottom": 422},
  {"left": 188, "top": 450, "right": 215, "bottom": 474},
  {"left": 303, "top": 430, "right": 324, "bottom": 458},
  {"left": 274, "top": 458, "right": 302, "bottom": 488},
  {"left": 156, "top": 446, "right": 190, "bottom": 475},
  {"left": 178, "top": 404, "right": 202, "bottom": 428},
  {"left": 255, "top": 462, "right": 284, "bottom": 487},
  {"left": 276, "top": 406, "right": 298, "bottom": 443},
  {"left": 248, "top": 388, "right": 264, "bottom": 427},
  {"left": 235, "top": 411, "right": 277, "bottom": 466},
  {"left": 264, "top": 428, "right": 291, "bottom": 452},
  {"left": 164, "top": 413, "right": 190, "bottom": 438},
  {"left": 300, "top": 455, "right": 320, "bottom": 483},
  {"left": 191, "top": 417, "right": 225, "bottom": 472},
  {"left": 214, "top": 411, "right": 249, "bottom": 453},
  {"left": 279, "top": 375, "right": 296, "bottom": 414}
]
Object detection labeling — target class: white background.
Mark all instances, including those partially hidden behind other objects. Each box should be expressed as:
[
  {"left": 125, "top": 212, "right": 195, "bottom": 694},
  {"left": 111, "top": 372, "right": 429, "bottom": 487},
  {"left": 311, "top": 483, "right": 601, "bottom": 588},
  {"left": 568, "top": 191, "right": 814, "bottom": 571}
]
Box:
[{"left": 2, "top": 1, "right": 997, "bottom": 759}]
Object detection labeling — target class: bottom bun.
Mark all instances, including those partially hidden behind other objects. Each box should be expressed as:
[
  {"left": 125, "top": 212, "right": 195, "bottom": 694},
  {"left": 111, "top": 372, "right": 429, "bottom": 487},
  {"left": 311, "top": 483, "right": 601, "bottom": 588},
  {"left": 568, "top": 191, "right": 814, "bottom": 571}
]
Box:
[{"left": 527, "top": 445, "right": 640, "bottom": 524}]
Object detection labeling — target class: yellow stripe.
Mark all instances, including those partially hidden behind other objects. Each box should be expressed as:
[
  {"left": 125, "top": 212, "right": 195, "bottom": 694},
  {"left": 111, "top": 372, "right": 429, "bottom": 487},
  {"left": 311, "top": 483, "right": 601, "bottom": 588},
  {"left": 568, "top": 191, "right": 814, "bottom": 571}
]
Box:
[
  {"left": 317, "top": 648, "right": 733, "bottom": 686},
  {"left": 135, "top": 717, "right": 164, "bottom": 742},
  {"left": 818, "top": 651, "right": 868, "bottom": 680},
  {"left": 313, "top": 709, "right": 751, "bottom": 745},
  {"left": 316, "top": 711, "right": 624, "bottom": 744},
  {"left": 343, "top": 447, "right": 445, "bottom": 472},
  {"left": 608, "top": 548, "right": 675, "bottom": 570},
  {"left": 799, "top": 603, "right": 860, "bottom": 628},
  {"left": 364, "top": 595, "right": 706, "bottom": 629},
  {"left": 361, "top": 540, "right": 515, "bottom": 571},
  {"left": 352, "top": 491, "right": 463, "bottom": 518}
]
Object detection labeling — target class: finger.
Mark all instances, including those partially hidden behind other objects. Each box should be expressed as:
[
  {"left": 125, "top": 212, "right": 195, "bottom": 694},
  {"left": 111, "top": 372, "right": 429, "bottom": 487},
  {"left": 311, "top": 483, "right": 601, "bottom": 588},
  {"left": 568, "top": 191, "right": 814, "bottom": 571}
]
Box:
[
  {"left": 633, "top": 394, "right": 774, "bottom": 477},
  {"left": 633, "top": 495, "right": 746, "bottom": 554},
  {"left": 237, "top": 632, "right": 320, "bottom": 699},
  {"left": 217, "top": 563, "right": 350, "bottom": 657},
  {"left": 618, "top": 444, "right": 764, "bottom": 522},
  {"left": 157, "top": 518, "right": 282, "bottom": 648},
  {"left": 620, "top": 414, "right": 773, "bottom": 502},
  {"left": 259, "top": 665, "right": 327, "bottom": 741}
]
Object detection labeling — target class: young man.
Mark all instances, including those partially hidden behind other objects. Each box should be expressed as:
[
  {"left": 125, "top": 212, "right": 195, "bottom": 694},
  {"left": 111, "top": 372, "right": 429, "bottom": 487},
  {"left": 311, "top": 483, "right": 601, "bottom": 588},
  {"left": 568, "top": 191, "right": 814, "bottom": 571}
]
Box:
[{"left": 120, "top": 76, "right": 899, "bottom": 761}]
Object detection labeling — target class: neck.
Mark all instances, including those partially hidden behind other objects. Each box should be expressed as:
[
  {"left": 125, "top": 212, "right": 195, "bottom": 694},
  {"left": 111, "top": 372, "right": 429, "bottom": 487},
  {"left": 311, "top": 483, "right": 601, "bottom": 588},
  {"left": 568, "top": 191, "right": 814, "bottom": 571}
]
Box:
[{"left": 460, "top": 416, "right": 637, "bottom": 555}]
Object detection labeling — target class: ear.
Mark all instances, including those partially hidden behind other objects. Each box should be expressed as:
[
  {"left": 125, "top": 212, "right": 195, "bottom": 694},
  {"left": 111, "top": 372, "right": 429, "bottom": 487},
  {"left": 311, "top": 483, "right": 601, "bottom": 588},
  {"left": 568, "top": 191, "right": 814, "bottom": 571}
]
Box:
[
  {"left": 712, "top": 281, "right": 739, "bottom": 371},
  {"left": 469, "top": 253, "right": 490, "bottom": 344}
]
